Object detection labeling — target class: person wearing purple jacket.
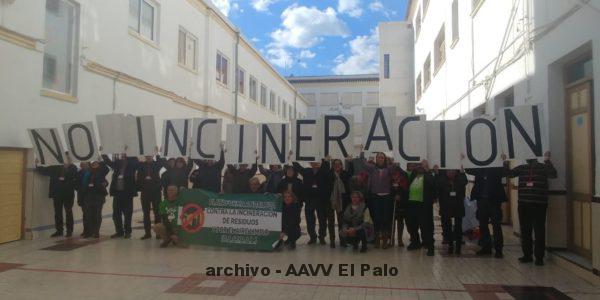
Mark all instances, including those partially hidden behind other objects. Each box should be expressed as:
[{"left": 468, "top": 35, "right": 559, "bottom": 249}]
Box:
[{"left": 363, "top": 152, "right": 395, "bottom": 249}]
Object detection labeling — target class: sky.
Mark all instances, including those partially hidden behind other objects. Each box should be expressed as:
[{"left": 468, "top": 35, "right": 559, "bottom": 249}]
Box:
[{"left": 209, "top": 0, "right": 408, "bottom": 77}]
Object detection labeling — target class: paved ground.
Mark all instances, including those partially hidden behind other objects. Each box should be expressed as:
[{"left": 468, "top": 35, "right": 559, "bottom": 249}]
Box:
[{"left": 1, "top": 211, "right": 599, "bottom": 300}]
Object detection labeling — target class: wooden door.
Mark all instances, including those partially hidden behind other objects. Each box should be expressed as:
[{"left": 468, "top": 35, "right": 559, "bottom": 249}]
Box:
[
  {"left": 0, "top": 149, "right": 25, "bottom": 244},
  {"left": 566, "top": 81, "right": 593, "bottom": 258}
]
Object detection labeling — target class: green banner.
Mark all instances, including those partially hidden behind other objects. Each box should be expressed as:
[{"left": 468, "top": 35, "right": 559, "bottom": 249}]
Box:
[{"left": 172, "top": 189, "right": 282, "bottom": 251}]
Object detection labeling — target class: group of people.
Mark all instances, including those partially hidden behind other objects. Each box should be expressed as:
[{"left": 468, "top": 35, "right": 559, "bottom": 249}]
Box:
[{"left": 35, "top": 145, "right": 557, "bottom": 265}]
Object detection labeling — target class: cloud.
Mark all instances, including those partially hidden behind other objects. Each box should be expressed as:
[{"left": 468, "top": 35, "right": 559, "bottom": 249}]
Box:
[
  {"left": 265, "top": 47, "right": 293, "bottom": 68},
  {"left": 338, "top": 0, "right": 363, "bottom": 18},
  {"left": 368, "top": 1, "right": 384, "bottom": 11},
  {"left": 333, "top": 28, "right": 380, "bottom": 75},
  {"left": 252, "top": 0, "right": 277, "bottom": 12},
  {"left": 270, "top": 4, "right": 349, "bottom": 49},
  {"left": 210, "top": 0, "right": 240, "bottom": 16},
  {"left": 299, "top": 50, "right": 316, "bottom": 59}
]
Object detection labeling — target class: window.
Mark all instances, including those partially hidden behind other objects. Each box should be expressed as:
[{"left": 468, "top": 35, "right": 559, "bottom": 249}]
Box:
[
  {"left": 416, "top": 73, "right": 422, "bottom": 101},
  {"left": 277, "top": 97, "right": 282, "bottom": 116},
  {"left": 237, "top": 68, "right": 245, "bottom": 95},
  {"left": 384, "top": 54, "right": 390, "bottom": 79},
  {"left": 415, "top": 10, "right": 421, "bottom": 40},
  {"left": 289, "top": 106, "right": 294, "bottom": 120},
  {"left": 260, "top": 84, "right": 267, "bottom": 106},
  {"left": 178, "top": 27, "right": 197, "bottom": 71},
  {"left": 424, "top": 54, "right": 431, "bottom": 89},
  {"left": 216, "top": 52, "right": 229, "bottom": 86},
  {"left": 472, "top": 0, "right": 484, "bottom": 15},
  {"left": 249, "top": 76, "right": 257, "bottom": 101},
  {"left": 451, "top": 0, "right": 459, "bottom": 46},
  {"left": 283, "top": 101, "right": 288, "bottom": 119},
  {"left": 269, "top": 91, "right": 276, "bottom": 112},
  {"left": 43, "top": 0, "right": 79, "bottom": 96},
  {"left": 434, "top": 26, "right": 446, "bottom": 73},
  {"left": 129, "top": 0, "right": 158, "bottom": 41}
]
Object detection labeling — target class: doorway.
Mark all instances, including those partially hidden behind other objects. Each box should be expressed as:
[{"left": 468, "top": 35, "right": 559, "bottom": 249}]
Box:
[{"left": 0, "top": 148, "right": 25, "bottom": 244}]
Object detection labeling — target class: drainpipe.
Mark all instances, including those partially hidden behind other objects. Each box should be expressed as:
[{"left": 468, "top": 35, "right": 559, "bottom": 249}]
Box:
[
  {"left": 233, "top": 30, "right": 240, "bottom": 124},
  {"left": 293, "top": 90, "right": 298, "bottom": 120}
]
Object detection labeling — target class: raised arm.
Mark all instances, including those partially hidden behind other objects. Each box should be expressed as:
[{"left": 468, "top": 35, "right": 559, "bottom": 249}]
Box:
[
  {"left": 292, "top": 162, "right": 305, "bottom": 174},
  {"left": 101, "top": 154, "right": 114, "bottom": 169}
]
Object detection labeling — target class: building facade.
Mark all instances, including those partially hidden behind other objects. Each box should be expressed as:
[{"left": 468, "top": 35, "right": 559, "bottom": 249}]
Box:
[
  {"left": 0, "top": 0, "right": 307, "bottom": 242},
  {"left": 408, "top": 0, "right": 600, "bottom": 278}
]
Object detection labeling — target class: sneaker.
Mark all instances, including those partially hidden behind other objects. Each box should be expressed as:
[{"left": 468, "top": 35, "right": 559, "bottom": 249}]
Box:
[
  {"left": 494, "top": 251, "right": 504, "bottom": 259},
  {"left": 307, "top": 238, "right": 317, "bottom": 245},
  {"left": 535, "top": 258, "right": 544, "bottom": 266},
  {"left": 518, "top": 256, "right": 533, "bottom": 263},
  {"left": 140, "top": 234, "right": 151, "bottom": 240},
  {"left": 50, "top": 231, "right": 63, "bottom": 237},
  {"left": 123, "top": 233, "right": 131, "bottom": 239},
  {"left": 110, "top": 233, "right": 123, "bottom": 239}
]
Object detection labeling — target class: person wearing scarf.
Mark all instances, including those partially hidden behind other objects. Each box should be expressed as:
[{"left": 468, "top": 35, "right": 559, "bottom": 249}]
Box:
[
  {"left": 363, "top": 152, "right": 395, "bottom": 249},
  {"left": 326, "top": 157, "right": 354, "bottom": 248},
  {"left": 81, "top": 158, "right": 109, "bottom": 239},
  {"left": 340, "top": 191, "right": 370, "bottom": 253}
]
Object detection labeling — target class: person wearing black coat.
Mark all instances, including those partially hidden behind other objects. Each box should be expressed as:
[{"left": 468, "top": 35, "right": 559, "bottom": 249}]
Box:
[
  {"left": 390, "top": 166, "right": 409, "bottom": 247},
  {"left": 76, "top": 162, "right": 91, "bottom": 237},
  {"left": 465, "top": 166, "right": 508, "bottom": 258},
  {"left": 190, "top": 149, "right": 225, "bottom": 193},
  {"left": 435, "top": 168, "right": 468, "bottom": 255},
  {"left": 81, "top": 159, "right": 110, "bottom": 238},
  {"left": 137, "top": 153, "right": 164, "bottom": 239},
  {"left": 160, "top": 156, "right": 193, "bottom": 191},
  {"left": 35, "top": 154, "right": 78, "bottom": 237},
  {"left": 277, "top": 191, "right": 301, "bottom": 250},
  {"left": 293, "top": 160, "right": 331, "bottom": 245},
  {"left": 225, "top": 163, "right": 258, "bottom": 193},
  {"left": 260, "top": 164, "right": 284, "bottom": 194},
  {"left": 276, "top": 165, "right": 303, "bottom": 199},
  {"left": 102, "top": 153, "right": 140, "bottom": 239}
]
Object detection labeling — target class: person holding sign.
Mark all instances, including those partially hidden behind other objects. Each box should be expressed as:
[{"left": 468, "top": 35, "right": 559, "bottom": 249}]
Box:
[
  {"left": 137, "top": 147, "right": 164, "bottom": 240},
  {"left": 276, "top": 166, "right": 303, "bottom": 201},
  {"left": 35, "top": 152, "right": 78, "bottom": 238},
  {"left": 76, "top": 161, "right": 91, "bottom": 237},
  {"left": 406, "top": 160, "right": 437, "bottom": 256},
  {"left": 80, "top": 158, "right": 110, "bottom": 239},
  {"left": 362, "top": 152, "right": 395, "bottom": 249},
  {"left": 390, "top": 167, "right": 409, "bottom": 247},
  {"left": 160, "top": 156, "right": 193, "bottom": 192},
  {"left": 293, "top": 159, "right": 332, "bottom": 245},
  {"left": 190, "top": 148, "right": 225, "bottom": 193},
  {"left": 102, "top": 149, "right": 140, "bottom": 239},
  {"left": 261, "top": 164, "right": 285, "bottom": 194},
  {"left": 465, "top": 163, "right": 509, "bottom": 258},
  {"left": 504, "top": 152, "right": 557, "bottom": 266},
  {"left": 435, "top": 168, "right": 468, "bottom": 255}
]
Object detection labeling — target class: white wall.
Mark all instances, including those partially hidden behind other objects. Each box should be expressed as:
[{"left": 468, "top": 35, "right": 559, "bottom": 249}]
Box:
[
  {"left": 0, "top": 0, "right": 307, "bottom": 237},
  {"left": 379, "top": 22, "right": 415, "bottom": 116}
]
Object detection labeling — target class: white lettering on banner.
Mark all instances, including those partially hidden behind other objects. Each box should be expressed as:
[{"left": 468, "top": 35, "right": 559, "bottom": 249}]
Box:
[
  {"left": 498, "top": 104, "right": 546, "bottom": 161},
  {"left": 363, "top": 107, "right": 395, "bottom": 153},
  {"left": 123, "top": 115, "right": 157, "bottom": 157},
  {"left": 203, "top": 210, "right": 282, "bottom": 232},
  {"left": 426, "top": 120, "right": 461, "bottom": 169},
  {"left": 462, "top": 117, "right": 503, "bottom": 168},
  {"left": 393, "top": 115, "right": 427, "bottom": 167},
  {"left": 226, "top": 124, "right": 258, "bottom": 164},
  {"left": 96, "top": 114, "right": 125, "bottom": 154},
  {"left": 27, "top": 104, "right": 546, "bottom": 167},
  {"left": 162, "top": 119, "right": 190, "bottom": 157},
  {"left": 62, "top": 122, "right": 97, "bottom": 162},
  {"left": 191, "top": 118, "right": 222, "bottom": 160},
  {"left": 28, "top": 128, "right": 65, "bottom": 166}
]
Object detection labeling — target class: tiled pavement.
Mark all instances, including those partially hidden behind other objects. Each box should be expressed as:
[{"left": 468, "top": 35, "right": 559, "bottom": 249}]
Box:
[{"left": 1, "top": 211, "right": 599, "bottom": 299}]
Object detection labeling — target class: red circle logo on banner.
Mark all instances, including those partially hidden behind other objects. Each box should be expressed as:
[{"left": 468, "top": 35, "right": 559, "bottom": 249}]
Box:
[{"left": 180, "top": 203, "right": 205, "bottom": 233}]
